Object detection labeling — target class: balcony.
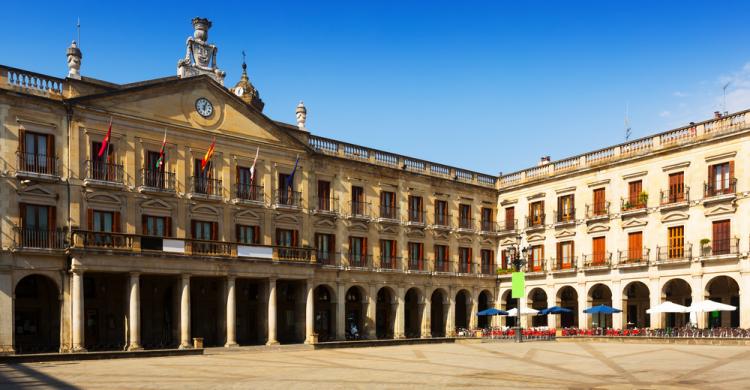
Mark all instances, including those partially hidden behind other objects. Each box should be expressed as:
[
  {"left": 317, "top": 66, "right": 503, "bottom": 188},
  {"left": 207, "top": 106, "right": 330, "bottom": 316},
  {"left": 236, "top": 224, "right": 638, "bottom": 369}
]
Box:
[
  {"left": 186, "top": 238, "right": 232, "bottom": 256},
  {"left": 273, "top": 190, "right": 302, "bottom": 209},
  {"left": 457, "top": 261, "right": 475, "bottom": 275},
  {"left": 457, "top": 218, "right": 475, "bottom": 232},
  {"left": 344, "top": 253, "right": 371, "bottom": 269},
  {"left": 16, "top": 152, "right": 59, "bottom": 180},
  {"left": 554, "top": 209, "right": 576, "bottom": 226},
  {"left": 525, "top": 214, "right": 546, "bottom": 230},
  {"left": 432, "top": 259, "right": 452, "bottom": 274},
  {"left": 431, "top": 213, "right": 452, "bottom": 230},
  {"left": 549, "top": 258, "right": 577, "bottom": 273},
  {"left": 407, "top": 257, "right": 428, "bottom": 273},
  {"left": 233, "top": 183, "right": 264, "bottom": 204},
  {"left": 699, "top": 238, "right": 740, "bottom": 260},
  {"left": 479, "top": 262, "right": 495, "bottom": 276},
  {"left": 377, "top": 205, "right": 400, "bottom": 223},
  {"left": 497, "top": 219, "right": 518, "bottom": 235},
  {"left": 316, "top": 250, "right": 338, "bottom": 266},
  {"left": 660, "top": 187, "right": 689, "bottom": 208},
  {"left": 13, "top": 227, "right": 67, "bottom": 250},
  {"left": 406, "top": 210, "right": 426, "bottom": 227},
  {"left": 479, "top": 220, "right": 498, "bottom": 234},
  {"left": 621, "top": 198, "right": 647, "bottom": 214},
  {"left": 377, "top": 256, "right": 400, "bottom": 271},
  {"left": 71, "top": 230, "right": 134, "bottom": 250},
  {"left": 704, "top": 179, "right": 737, "bottom": 201},
  {"left": 273, "top": 246, "right": 313, "bottom": 262},
  {"left": 583, "top": 253, "right": 612, "bottom": 270},
  {"left": 189, "top": 176, "right": 223, "bottom": 200},
  {"left": 525, "top": 261, "right": 545, "bottom": 275},
  {"left": 138, "top": 168, "right": 176, "bottom": 193},
  {"left": 346, "top": 201, "right": 372, "bottom": 220},
  {"left": 85, "top": 160, "right": 124, "bottom": 186},
  {"left": 655, "top": 243, "right": 693, "bottom": 264},
  {"left": 617, "top": 249, "right": 650, "bottom": 268},
  {"left": 312, "top": 196, "right": 338, "bottom": 215},
  {"left": 585, "top": 202, "right": 610, "bottom": 221}
]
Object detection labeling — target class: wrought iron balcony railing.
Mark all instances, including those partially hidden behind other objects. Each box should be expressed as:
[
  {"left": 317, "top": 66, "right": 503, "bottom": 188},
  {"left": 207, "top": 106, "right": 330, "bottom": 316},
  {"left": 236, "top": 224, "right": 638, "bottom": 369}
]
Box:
[
  {"left": 17, "top": 151, "right": 58, "bottom": 176},
  {"left": 345, "top": 253, "right": 372, "bottom": 268},
  {"left": 378, "top": 205, "right": 399, "bottom": 221},
  {"left": 346, "top": 201, "right": 372, "bottom": 219},
  {"left": 656, "top": 243, "right": 693, "bottom": 262},
  {"left": 407, "top": 257, "right": 427, "bottom": 272},
  {"left": 549, "top": 257, "right": 577, "bottom": 271},
  {"left": 583, "top": 253, "right": 612, "bottom": 268},
  {"left": 86, "top": 159, "right": 124, "bottom": 183},
  {"left": 621, "top": 198, "right": 647, "bottom": 212},
  {"left": 458, "top": 218, "right": 475, "bottom": 230},
  {"left": 660, "top": 187, "right": 689, "bottom": 205},
  {"left": 701, "top": 238, "right": 740, "bottom": 257},
  {"left": 313, "top": 196, "right": 338, "bottom": 213},
  {"left": 407, "top": 209, "right": 426, "bottom": 225},
  {"left": 554, "top": 209, "right": 576, "bottom": 223},
  {"left": 316, "top": 250, "right": 337, "bottom": 266},
  {"left": 617, "top": 248, "right": 650, "bottom": 265},
  {"left": 377, "top": 256, "right": 400, "bottom": 270},
  {"left": 234, "top": 183, "right": 264, "bottom": 202},
  {"left": 704, "top": 179, "right": 737, "bottom": 198},
  {"left": 191, "top": 176, "right": 223, "bottom": 197},
  {"left": 525, "top": 214, "right": 545, "bottom": 228},
  {"left": 273, "top": 190, "right": 302, "bottom": 207},
  {"left": 140, "top": 168, "right": 176, "bottom": 191},
  {"left": 13, "top": 227, "right": 67, "bottom": 249},
  {"left": 431, "top": 213, "right": 452, "bottom": 229},
  {"left": 585, "top": 202, "right": 610, "bottom": 219}
]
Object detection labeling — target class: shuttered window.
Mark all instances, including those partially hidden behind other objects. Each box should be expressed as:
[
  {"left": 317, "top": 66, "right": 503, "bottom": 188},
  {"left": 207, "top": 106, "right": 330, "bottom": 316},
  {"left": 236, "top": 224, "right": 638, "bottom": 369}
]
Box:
[
  {"left": 556, "top": 241, "right": 574, "bottom": 269},
  {"left": 236, "top": 224, "right": 260, "bottom": 244},
  {"left": 143, "top": 215, "right": 171, "bottom": 237},
  {"left": 557, "top": 195, "right": 574, "bottom": 222},
  {"left": 667, "top": 226, "right": 684, "bottom": 259},
  {"left": 628, "top": 232, "right": 643, "bottom": 261},
  {"left": 712, "top": 220, "right": 731, "bottom": 255},
  {"left": 529, "top": 245, "right": 544, "bottom": 271},
  {"left": 317, "top": 181, "right": 331, "bottom": 210},
  {"left": 593, "top": 188, "right": 606, "bottom": 215},
  {"left": 504, "top": 207, "right": 515, "bottom": 230},
  {"left": 592, "top": 237, "right": 606, "bottom": 264},
  {"left": 668, "top": 172, "right": 685, "bottom": 202}
]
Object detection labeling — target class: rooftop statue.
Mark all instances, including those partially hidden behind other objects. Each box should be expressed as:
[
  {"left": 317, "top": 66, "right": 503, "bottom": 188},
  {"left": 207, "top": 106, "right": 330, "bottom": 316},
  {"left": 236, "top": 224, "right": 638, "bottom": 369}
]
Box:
[{"left": 177, "top": 17, "right": 226, "bottom": 85}]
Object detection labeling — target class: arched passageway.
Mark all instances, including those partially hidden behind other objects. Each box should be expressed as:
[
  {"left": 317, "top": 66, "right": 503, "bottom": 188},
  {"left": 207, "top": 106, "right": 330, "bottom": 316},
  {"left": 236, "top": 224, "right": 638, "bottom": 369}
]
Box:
[
  {"left": 140, "top": 275, "right": 178, "bottom": 349},
  {"left": 84, "top": 273, "right": 127, "bottom": 351},
  {"left": 314, "top": 285, "right": 335, "bottom": 342},
  {"left": 662, "top": 279, "right": 692, "bottom": 328},
  {"left": 588, "top": 284, "right": 612, "bottom": 328},
  {"left": 14, "top": 274, "right": 60, "bottom": 354},
  {"left": 376, "top": 287, "right": 396, "bottom": 339},
  {"left": 502, "top": 290, "right": 517, "bottom": 327},
  {"left": 276, "top": 280, "right": 305, "bottom": 344},
  {"left": 556, "top": 286, "right": 578, "bottom": 328},
  {"left": 477, "top": 290, "right": 492, "bottom": 329},
  {"left": 455, "top": 290, "right": 471, "bottom": 330},
  {"left": 404, "top": 288, "right": 423, "bottom": 338},
  {"left": 706, "top": 276, "right": 740, "bottom": 328},
  {"left": 430, "top": 289, "right": 447, "bottom": 337},
  {"left": 236, "top": 279, "right": 264, "bottom": 345},
  {"left": 345, "top": 286, "right": 366, "bottom": 339},
  {"left": 528, "top": 288, "right": 548, "bottom": 327},
  {"left": 623, "top": 281, "right": 650, "bottom": 328},
  {"left": 190, "top": 277, "right": 224, "bottom": 347}
]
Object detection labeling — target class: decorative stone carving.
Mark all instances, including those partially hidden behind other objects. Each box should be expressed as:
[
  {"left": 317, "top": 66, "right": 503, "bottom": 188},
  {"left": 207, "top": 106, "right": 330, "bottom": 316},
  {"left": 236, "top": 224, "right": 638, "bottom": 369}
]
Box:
[
  {"left": 66, "top": 41, "right": 82, "bottom": 79},
  {"left": 296, "top": 101, "right": 307, "bottom": 130},
  {"left": 231, "top": 53, "right": 264, "bottom": 111},
  {"left": 177, "top": 17, "right": 226, "bottom": 85}
]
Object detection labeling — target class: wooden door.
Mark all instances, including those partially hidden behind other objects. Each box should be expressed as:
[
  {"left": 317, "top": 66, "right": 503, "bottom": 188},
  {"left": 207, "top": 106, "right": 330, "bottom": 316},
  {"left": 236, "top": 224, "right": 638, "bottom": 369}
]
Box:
[
  {"left": 593, "top": 188, "right": 605, "bottom": 215},
  {"left": 668, "top": 172, "right": 684, "bottom": 202},
  {"left": 668, "top": 226, "right": 684, "bottom": 258},
  {"left": 628, "top": 232, "right": 643, "bottom": 261},
  {"left": 712, "top": 220, "right": 730, "bottom": 255},
  {"left": 592, "top": 237, "right": 606, "bottom": 264}
]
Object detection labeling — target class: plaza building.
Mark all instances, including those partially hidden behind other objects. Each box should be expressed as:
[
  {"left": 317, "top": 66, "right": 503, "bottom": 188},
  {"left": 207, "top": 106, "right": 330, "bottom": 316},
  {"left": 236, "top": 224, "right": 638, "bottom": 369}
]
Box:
[{"left": 0, "top": 18, "right": 499, "bottom": 354}]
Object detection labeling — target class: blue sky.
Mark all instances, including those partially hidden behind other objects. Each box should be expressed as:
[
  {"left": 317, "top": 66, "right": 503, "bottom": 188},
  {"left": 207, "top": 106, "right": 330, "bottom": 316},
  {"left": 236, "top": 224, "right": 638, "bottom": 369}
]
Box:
[{"left": 4, "top": 1, "right": 750, "bottom": 174}]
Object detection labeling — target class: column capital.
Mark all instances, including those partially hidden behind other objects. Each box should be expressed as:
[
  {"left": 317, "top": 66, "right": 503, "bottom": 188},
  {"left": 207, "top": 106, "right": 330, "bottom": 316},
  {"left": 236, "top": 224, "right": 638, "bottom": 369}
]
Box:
[
  {"left": 129, "top": 271, "right": 141, "bottom": 278},
  {"left": 70, "top": 268, "right": 85, "bottom": 275}
]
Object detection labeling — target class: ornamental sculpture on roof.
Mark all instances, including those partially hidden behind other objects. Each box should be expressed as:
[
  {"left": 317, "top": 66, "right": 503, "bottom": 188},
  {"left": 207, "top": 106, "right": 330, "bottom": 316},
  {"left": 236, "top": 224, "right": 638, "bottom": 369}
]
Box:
[{"left": 177, "top": 17, "right": 226, "bottom": 85}]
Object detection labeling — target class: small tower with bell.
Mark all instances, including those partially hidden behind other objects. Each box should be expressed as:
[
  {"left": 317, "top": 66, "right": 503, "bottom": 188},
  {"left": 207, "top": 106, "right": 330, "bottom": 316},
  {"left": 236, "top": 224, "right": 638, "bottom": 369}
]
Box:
[{"left": 231, "top": 51, "right": 264, "bottom": 111}]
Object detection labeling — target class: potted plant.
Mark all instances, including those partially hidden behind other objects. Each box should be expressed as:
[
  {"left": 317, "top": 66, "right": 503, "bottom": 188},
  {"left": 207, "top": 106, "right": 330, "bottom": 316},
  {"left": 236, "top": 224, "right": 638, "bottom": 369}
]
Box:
[
  {"left": 700, "top": 238, "right": 711, "bottom": 256},
  {"left": 638, "top": 191, "right": 648, "bottom": 207}
]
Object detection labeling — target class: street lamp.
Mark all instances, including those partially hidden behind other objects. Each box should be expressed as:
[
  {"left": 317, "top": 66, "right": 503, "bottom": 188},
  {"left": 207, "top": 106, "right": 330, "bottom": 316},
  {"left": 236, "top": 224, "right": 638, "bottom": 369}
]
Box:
[{"left": 506, "top": 236, "right": 527, "bottom": 343}]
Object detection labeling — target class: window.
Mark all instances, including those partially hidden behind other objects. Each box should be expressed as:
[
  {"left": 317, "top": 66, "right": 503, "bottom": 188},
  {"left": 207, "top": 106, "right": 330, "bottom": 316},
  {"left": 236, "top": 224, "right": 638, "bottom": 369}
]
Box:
[
  {"left": 145, "top": 151, "right": 166, "bottom": 188},
  {"left": 408, "top": 242, "right": 424, "bottom": 270},
  {"left": 92, "top": 141, "right": 116, "bottom": 181},
  {"left": 504, "top": 207, "right": 515, "bottom": 230},
  {"left": 142, "top": 215, "right": 170, "bottom": 237},
  {"left": 557, "top": 195, "right": 574, "bottom": 222},
  {"left": 192, "top": 220, "right": 217, "bottom": 240},
  {"left": 88, "top": 209, "right": 119, "bottom": 246},
  {"left": 709, "top": 162, "right": 734, "bottom": 196},
  {"left": 352, "top": 186, "right": 365, "bottom": 215},
  {"left": 379, "top": 239, "right": 397, "bottom": 269},
  {"left": 592, "top": 237, "right": 606, "bottom": 264},
  {"left": 19, "top": 131, "right": 54, "bottom": 174},
  {"left": 317, "top": 180, "right": 331, "bottom": 211},
  {"left": 668, "top": 172, "right": 685, "bottom": 203},
  {"left": 236, "top": 166, "right": 258, "bottom": 200},
  {"left": 434, "top": 245, "right": 449, "bottom": 272},
  {"left": 481, "top": 207, "right": 494, "bottom": 231},
  {"left": 712, "top": 220, "right": 731, "bottom": 255},
  {"left": 593, "top": 188, "right": 606, "bottom": 216},
  {"left": 434, "top": 200, "right": 448, "bottom": 226},
  {"left": 349, "top": 236, "right": 368, "bottom": 266},
  {"left": 459, "top": 204, "right": 472, "bottom": 228},
  {"left": 529, "top": 201, "right": 544, "bottom": 226},
  {"left": 628, "top": 232, "right": 643, "bottom": 261},
  {"left": 626, "top": 180, "right": 644, "bottom": 209},
  {"left": 194, "top": 158, "right": 213, "bottom": 194},
  {"left": 667, "top": 226, "right": 684, "bottom": 259},
  {"left": 236, "top": 224, "right": 260, "bottom": 244},
  {"left": 501, "top": 249, "right": 509, "bottom": 269},
  {"left": 315, "top": 233, "right": 335, "bottom": 264},
  {"left": 380, "top": 191, "right": 396, "bottom": 219},
  {"left": 529, "top": 245, "right": 544, "bottom": 271},
  {"left": 275, "top": 228, "right": 298, "bottom": 247},
  {"left": 480, "top": 249, "right": 494, "bottom": 274},
  {"left": 408, "top": 196, "right": 424, "bottom": 223},
  {"left": 458, "top": 247, "right": 472, "bottom": 273},
  {"left": 556, "top": 241, "right": 574, "bottom": 269},
  {"left": 278, "top": 173, "right": 292, "bottom": 204},
  {"left": 19, "top": 204, "right": 55, "bottom": 248}
]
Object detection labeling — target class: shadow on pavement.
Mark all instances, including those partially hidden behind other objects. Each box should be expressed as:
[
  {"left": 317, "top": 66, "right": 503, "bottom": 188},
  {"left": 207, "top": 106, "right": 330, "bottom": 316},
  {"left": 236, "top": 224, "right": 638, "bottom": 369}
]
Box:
[{"left": 0, "top": 363, "right": 79, "bottom": 389}]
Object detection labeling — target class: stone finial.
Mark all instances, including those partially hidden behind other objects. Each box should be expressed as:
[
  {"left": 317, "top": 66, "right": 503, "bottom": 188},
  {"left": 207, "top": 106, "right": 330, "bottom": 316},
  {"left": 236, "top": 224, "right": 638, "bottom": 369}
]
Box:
[
  {"left": 296, "top": 101, "right": 307, "bottom": 130},
  {"left": 66, "top": 40, "right": 82, "bottom": 79},
  {"left": 177, "top": 17, "right": 225, "bottom": 85}
]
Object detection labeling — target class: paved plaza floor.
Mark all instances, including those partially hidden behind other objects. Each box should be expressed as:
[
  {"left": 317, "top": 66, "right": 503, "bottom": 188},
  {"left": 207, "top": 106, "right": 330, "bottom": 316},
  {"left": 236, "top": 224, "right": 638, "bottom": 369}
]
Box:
[{"left": 0, "top": 341, "right": 749, "bottom": 389}]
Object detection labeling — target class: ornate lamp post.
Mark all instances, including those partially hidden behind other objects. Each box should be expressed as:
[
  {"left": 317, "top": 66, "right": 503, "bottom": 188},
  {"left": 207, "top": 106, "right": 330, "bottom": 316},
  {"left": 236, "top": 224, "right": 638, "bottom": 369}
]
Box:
[{"left": 506, "top": 236, "right": 527, "bottom": 343}]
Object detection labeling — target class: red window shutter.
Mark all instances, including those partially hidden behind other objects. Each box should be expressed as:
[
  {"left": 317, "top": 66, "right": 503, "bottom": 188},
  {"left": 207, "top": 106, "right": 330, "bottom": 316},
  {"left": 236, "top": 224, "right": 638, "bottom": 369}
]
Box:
[
  {"left": 363, "top": 237, "right": 368, "bottom": 257},
  {"left": 391, "top": 241, "right": 397, "bottom": 258},
  {"left": 292, "top": 230, "right": 299, "bottom": 246},
  {"left": 142, "top": 215, "right": 148, "bottom": 235},
  {"left": 253, "top": 226, "right": 260, "bottom": 244},
  {"left": 211, "top": 222, "right": 218, "bottom": 241},
  {"left": 87, "top": 209, "right": 94, "bottom": 231},
  {"left": 708, "top": 164, "right": 714, "bottom": 184},
  {"left": 18, "top": 129, "right": 25, "bottom": 155},
  {"left": 729, "top": 161, "right": 735, "bottom": 184},
  {"left": 113, "top": 211, "right": 121, "bottom": 233},
  {"left": 166, "top": 217, "right": 172, "bottom": 238}
]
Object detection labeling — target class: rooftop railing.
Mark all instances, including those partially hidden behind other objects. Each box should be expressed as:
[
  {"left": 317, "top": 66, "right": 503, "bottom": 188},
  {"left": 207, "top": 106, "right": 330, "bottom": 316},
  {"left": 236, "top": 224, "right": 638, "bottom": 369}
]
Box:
[{"left": 2, "top": 65, "right": 65, "bottom": 98}]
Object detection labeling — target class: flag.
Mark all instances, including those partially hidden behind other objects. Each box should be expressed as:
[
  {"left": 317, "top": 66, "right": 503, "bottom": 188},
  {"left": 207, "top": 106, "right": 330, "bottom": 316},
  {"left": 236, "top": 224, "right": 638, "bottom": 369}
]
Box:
[
  {"left": 97, "top": 118, "right": 112, "bottom": 158},
  {"left": 201, "top": 137, "right": 216, "bottom": 172},
  {"left": 249, "top": 146, "right": 259, "bottom": 183},
  {"left": 285, "top": 154, "right": 299, "bottom": 190},
  {"left": 155, "top": 129, "right": 167, "bottom": 170}
]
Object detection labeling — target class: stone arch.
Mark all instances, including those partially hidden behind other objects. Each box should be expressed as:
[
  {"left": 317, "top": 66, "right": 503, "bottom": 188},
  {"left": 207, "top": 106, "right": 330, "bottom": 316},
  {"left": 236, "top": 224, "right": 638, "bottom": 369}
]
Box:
[
  {"left": 555, "top": 285, "right": 579, "bottom": 328},
  {"left": 14, "top": 274, "right": 61, "bottom": 354},
  {"left": 587, "top": 283, "right": 613, "bottom": 328},
  {"left": 404, "top": 287, "right": 424, "bottom": 338},
  {"left": 344, "top": 285, "right": 368, "bottom": 339},
  {"left": 501, "top": 289, "right": 517, "bottom": 327},
  {"left": 376, "top": 286, "right": 396, "bottom": 339},
  {"left": 314, "top": 284, "right": 336, "bottom": 342},
  {"left": 528, "top": 288, "right": 548, "bottom": 327},
  {"left": 705, "top": 275, "right": 740, "bottom": 328},
  {"left": 430, "top": 288, "right": 448, "bottom": 337},
  {"left": 454, "top": 289, "right": 472, "bottom": 331},
  {"left": 622, "top": 281, "right": 650, "bottom": 328},
  {"left": 477, "top": 290, "right": 493, "bottom": 329},
  {"left": 661, "top": 278, "right": 692, "bottom": 328}
]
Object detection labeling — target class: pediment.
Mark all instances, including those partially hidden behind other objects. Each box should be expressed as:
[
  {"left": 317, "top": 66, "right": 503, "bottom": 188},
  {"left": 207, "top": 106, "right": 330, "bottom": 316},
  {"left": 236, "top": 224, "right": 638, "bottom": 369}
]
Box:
[
  {"left": 313, "top": 218, "right": 336, "bottom": 230},
  {"left": 274, "top": 213, "right": 300, "bottom": 225},
  {"left": 480, "top": 238, "right": 495, "bottom": 246},
  {"left": 236, "top": 209, "right": 262, "bottom": 220},
  {"left": 705, "top": 204, "right": 736, "bottom": 217},
  {"left": 527, "top": 233, "right": 545, "bottom": 242},
  {"left": 587, "top": 223, "right": 610, "bottom": 234},
  {"left": 73, "top": 76, "right": 306, "bottom": 150},
  {"left": 406, "top": 228, "right": 426, "bottom": 239},
  {"left": 457, "top": 235, "right": 473, "bottom": 245},
  {"left": 432, "top": 230, "right": 451, "bottom": 241},
  {"left": 661, "top": 211, "right": 689, "bottom": 223},
  {"left": 141, "top": 198, "right": 172, "bottom": 210},
  {"left": 554, "top": 229, "right": 576, "bottom": 239},
  {"left": 622, "top": 218, "right": 647, "bottom": 229},
  {"left": 18, "top": 184, "right": 56, "bottom": 197},
  {"left": 376, "top": 224, "right": 400, "bottom": 236},
  {"left": 501, "top": 238, "right": 519, "bottom": 246},
  {"left": 191, "top": 204, "right": 219, "bottom": 217},
  {"left": 86, "top": 192, "right": 122, "bottom": 205}
]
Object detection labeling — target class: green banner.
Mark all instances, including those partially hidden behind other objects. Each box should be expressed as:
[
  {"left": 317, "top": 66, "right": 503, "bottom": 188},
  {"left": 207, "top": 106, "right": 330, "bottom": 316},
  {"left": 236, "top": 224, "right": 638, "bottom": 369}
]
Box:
[{"left": 511, "top": 272, "right": 525, "bottom": 298}]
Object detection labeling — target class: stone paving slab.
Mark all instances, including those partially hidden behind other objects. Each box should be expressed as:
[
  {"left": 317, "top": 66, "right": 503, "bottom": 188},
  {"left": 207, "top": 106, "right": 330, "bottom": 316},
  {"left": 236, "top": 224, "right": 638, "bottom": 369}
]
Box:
[{"left": 0, "top": 342, "right": 749, "bottom": 389}]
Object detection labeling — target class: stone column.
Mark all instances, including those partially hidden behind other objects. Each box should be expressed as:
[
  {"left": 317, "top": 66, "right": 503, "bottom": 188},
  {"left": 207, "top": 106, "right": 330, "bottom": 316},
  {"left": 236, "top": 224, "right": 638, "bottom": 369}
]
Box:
[
  {"left": 578, "top": 284, "right": 589, "bottom": 329},
  {"left": 266, "top": 278, "right": 279, "bottom": 345},
  {"left": 547, "top": 289, "right": 558, "bottom": 328},
  {"left": 225, "top": 276, "right": 238, "bottom": 347},
  {"left": 519, "top": 296, "right": 529, "bottom": 329},
  {"left": 395, "top": 287, "right": 405, "bottom": 339},
  {"left": 649, "top": 278, "right": 661, "bottom": 329},
  {"left": 741, "top": 273, "right": 750, "bottom": 328},
  {"left": 0, "top": 273, "right": 12, "bottom": 353},
  {"left": 127, "top": 272, "right": 143, "bottom": 351},
  {"left": 179, "top": 274, "right": 192, "bottom": 348},
  {"left": 468, "top": 288, "right": 478, "bottom": 329},
  {"left": 366, "top": 285, "right": 377, "bottom": 339},
  {"left": 692, "top": 275, "right": 705, "bottom": 328},
  {"left": 336, "top": 284, "right": 346, "bottom": 340},
  {"left": 71, "top": 269, "right": 86, "bottom": 352},
  {"left": 446, "top": 292, "right": 456, "bottom": 337},
  {"left": 611, "top": 281, "right": 622, "bottom": 329},
  {"left": 421, "top": 295, "right": 431, "bottom": 338},
  {"left": 304, "top": 281, "right": 315, "bottom": 344}
]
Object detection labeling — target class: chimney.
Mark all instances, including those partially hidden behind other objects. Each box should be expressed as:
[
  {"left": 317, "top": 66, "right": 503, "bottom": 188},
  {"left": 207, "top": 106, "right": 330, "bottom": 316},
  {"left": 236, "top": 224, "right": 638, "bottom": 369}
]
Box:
[
  {"left": 714, "top": 111, "right": 722, "bottom": 119},
  {"left": 538, "top": 156, "right": 551, "bottom": 166}
]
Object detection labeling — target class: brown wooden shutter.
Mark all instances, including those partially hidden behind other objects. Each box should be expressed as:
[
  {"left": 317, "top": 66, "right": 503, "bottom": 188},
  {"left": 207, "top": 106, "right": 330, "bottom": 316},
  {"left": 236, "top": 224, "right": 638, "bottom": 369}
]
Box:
[
  {"left": 113, "top": 211, "right": 121, "bottom": 233},
  {"left": 235, "top": 224, "right": 241, "bottom": 242},
  {"left": 191, "top": 220, "right": 197, "bottom": 239},
  {"left": 46, "top": 134, "right": 54, "bottom": 169},
  {"left": 18, "top": 129, "right": 25, "bottom": 155},
  {"left": 87, "top": 209, "right": 94, "bottom": 231},
  {"left": 165, "top": 217, "right": 172, "bottom": 238},
  {"left": 292, "top": 230, "right": 299, "bottom": 246},
  {"left": 211, "top": 221, "right": 218, "bottom": 241},
  {"left": 729, "top": 161, "right": 735, "bottom": 185},
  {"left": 363, "top": 237, "right": 368, "bottom": 257},
  {"left": 142, "top": 215, "right": 148, "bottom": 235},
  {"left": 19, "top": 203, "right": 27, "bottom": 228},
  {"left": 253, "top": 226, "right": 260, "bottom": 244},
  {"left": 708, "top": 164, "right": 714, "bottom": 185}
]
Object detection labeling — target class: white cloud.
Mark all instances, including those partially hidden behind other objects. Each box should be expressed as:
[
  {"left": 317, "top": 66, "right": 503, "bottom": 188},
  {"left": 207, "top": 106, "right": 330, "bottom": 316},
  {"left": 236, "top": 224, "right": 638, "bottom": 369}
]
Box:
[
  {"left": 672, "top": 91, "right": 688, "bottom": 98},
  {"left": 659, "top": 110, "right": 671, "bottom": 117}
]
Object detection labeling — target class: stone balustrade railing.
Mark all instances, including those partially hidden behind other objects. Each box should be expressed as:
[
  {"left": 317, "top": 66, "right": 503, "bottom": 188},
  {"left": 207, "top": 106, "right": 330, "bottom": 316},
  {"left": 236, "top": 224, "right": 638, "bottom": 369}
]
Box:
[
  {"left": 1, "top": 65, "right": 65, "bottom": 98},
  {"left": 499, "top": 109, "right": 750, "bottom": 189},
  {"left": 308, "top": 135, "right": 498, "bottom": 188}
]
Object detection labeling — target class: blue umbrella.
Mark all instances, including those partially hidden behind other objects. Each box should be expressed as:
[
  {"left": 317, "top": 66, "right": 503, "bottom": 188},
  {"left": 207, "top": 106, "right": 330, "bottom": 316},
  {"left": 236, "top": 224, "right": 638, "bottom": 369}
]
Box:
[
  {"left": 583, "top": 304, "right": 622, "bottom": 314},
  {"left": 538, "top": 306, "right": 573, "bottom": 315},
  {"left": 477, "top": 308, "right": 508, "bottom": 316}
]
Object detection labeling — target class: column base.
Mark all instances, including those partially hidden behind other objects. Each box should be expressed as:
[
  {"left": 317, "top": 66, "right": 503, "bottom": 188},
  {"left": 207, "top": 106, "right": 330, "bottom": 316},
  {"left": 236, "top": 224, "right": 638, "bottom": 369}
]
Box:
[
  {"left": 127, "top": 344, "right": 144, "bottom": 351},
  {"left": 266, "top": 340, "right": 280, "bottom": 346},
  {"left": 72, "top": 346, "right": 88, "bottom": 353},
  {"left": 178, "top": 343, "right": 193, "bottom": 349},
  {"left": 224, "top": 342, "right": 239, "bottom": 348},
  {"left": 395, "top": 334, "right": 406, "bottom": 339},
  {"left": 421, "top": 334, "right": 432, "bottom": 339}
]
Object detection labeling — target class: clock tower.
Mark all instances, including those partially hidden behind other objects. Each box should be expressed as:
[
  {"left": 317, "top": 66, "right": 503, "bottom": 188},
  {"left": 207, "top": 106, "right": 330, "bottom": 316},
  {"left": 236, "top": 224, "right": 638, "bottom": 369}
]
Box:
[{"left": 231, "top": 56, "right": 264, "bottom": 112}]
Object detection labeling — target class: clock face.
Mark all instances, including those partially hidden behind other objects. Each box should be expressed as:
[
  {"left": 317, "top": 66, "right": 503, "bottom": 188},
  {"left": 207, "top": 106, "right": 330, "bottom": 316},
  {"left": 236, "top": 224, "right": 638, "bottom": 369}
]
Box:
[
  {"left": 195, "top": 97, "right": 213, "bottom": 118},
  {"left": 234, "top": 87, "right": 244, "bottom": 97}
]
